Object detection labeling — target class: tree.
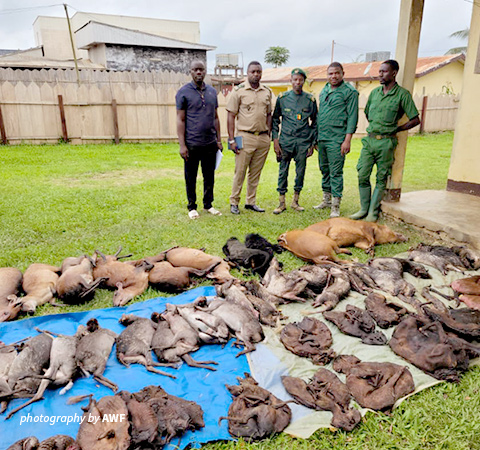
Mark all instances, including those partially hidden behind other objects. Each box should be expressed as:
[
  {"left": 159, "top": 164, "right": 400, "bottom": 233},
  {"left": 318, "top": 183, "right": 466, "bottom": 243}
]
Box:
[
  {"left": 265, "top": 46, "right": 290, "bottom": 68},
  {"left": 445, "top": 28, "right": 469, "bottom": 55}
]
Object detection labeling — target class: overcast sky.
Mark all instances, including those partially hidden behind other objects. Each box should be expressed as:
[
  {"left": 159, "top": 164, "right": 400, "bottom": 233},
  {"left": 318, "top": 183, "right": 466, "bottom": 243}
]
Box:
[{"left": 0, "top": 0, "right": 473, "bottom": 71}]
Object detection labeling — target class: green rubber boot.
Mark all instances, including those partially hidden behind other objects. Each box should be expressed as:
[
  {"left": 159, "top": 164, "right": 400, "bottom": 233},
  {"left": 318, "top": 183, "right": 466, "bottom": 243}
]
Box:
[
  {"left": 350, "top": 186, "right": 371, "bottom": 220},
  {"left": 365, "top": 187, "right": 385, "bottom": 222}
]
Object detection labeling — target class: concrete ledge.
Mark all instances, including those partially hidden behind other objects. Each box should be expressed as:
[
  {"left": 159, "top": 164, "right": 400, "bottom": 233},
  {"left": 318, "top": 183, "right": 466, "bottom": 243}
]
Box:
[{"left": 381, "top": 190, "right": 480, "bottom": 250}]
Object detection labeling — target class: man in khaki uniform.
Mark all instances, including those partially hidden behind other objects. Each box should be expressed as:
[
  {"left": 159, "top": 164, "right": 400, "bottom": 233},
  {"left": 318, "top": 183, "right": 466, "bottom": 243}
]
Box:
[{"left": 227, "top": 61, "right": 273, "bottom": 214}]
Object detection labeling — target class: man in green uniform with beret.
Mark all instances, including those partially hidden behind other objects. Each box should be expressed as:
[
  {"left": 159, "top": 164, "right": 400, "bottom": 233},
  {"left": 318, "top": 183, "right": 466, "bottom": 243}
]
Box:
[
  {"left": 351, "top": 59, "right": 420, "bottom": 222},
  {"left": 271, "top": 68, "right": 317, "bottom": 214},
  {"left": 315, "top": 62, "right": 359, "bottom": 217}
]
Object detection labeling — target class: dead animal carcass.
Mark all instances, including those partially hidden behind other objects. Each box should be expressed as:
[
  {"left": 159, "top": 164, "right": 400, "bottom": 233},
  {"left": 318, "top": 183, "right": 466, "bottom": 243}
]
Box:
[
  {"left": 323, "top": 304, "right": 387, "bottom": 345},
  {"left": 76, "top": 395, "right": 130, "bottom": 450},
  {"left": 282, "top": 368, "right": 361, "bottom": 431},
  {"left": 333, "top": 355, "right": 415, "bottom": 411},
  {"left": 280, "top": 317, "right": 335, "bottom": 365},
  {"left": 0, "top": 267, "right": 23, "bottom": 322},
  {"left": 278, "top": 229, "right": 351, "bottom": 263},
  {"left": 389, "top": 315, "right": 480, "bottom": 381},
  {"left": 221, "top": 373, "right": 291, "bottom": 440}
]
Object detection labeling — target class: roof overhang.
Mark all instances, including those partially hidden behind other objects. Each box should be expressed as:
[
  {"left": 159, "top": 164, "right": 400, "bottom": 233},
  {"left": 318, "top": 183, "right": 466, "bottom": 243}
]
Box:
[{"left": 75, "top": 21, "right": 215, "bottom": 52}]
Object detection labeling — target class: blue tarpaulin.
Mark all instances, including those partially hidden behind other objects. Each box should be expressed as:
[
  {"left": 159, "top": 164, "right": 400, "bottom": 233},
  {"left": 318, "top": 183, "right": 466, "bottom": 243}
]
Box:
[{"left": 0, "top": 286, "right": 249, "bottom": 450}]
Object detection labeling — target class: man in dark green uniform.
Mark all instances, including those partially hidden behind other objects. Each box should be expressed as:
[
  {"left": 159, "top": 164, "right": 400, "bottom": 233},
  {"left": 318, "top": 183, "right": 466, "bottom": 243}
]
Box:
[
  {"left": 315, "top": 62, "right": 359, "bottom": 217},
  {"left": 351, "top": 59, "right": 420, "bottom": 222},
  {"left": 272, "top": 68, "right": 317, "bottom": 214}
]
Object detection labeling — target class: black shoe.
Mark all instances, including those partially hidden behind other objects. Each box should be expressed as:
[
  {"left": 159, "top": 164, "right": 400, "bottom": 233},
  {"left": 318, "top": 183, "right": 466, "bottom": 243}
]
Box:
[
  {"left": 230, "top": 204, "right": 240, "bottom": 215},
  {"left": 245, "top": 204, "right": 265, "bottom": 212}
]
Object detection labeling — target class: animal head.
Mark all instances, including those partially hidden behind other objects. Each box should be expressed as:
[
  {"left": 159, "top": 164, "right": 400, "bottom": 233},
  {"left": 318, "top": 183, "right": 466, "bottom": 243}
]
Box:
[
  {"left": 0, "top": 295, "right": 23, "bottom": 322},
  {"left": 374, "top": 224, "right": 407, "bottom": 244},
  {"left": 86, "top": 318, "right": 99, "bottom": 332}
]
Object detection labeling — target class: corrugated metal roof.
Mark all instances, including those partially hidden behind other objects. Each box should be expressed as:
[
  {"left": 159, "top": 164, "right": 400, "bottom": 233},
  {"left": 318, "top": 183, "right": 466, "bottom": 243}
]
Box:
[
  {"left": 262, "top": 54, "right": 465, "bottom": 84},
  {"left": 75, "top": 21, "right": 215, "bottom": 51}
]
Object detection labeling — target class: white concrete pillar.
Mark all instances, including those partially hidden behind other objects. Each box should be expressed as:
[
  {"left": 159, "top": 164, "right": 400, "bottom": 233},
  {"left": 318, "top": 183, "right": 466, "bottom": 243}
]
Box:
[
  {"left": 447, "top": 1, "right": 480, "bottom": 196},
  {"left": 385, "top": 0, "right": 424, "bottom": 202}
]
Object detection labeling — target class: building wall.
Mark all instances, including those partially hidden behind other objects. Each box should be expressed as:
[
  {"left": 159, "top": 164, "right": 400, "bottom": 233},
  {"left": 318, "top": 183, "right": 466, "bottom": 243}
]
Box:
[
  {"left": 414, "top": 61, "right": 464, "bottom": 96},
  {"left": 33, "top": 16, "right": 89, "bottom": 60},
  {"left": 448, "top": 2, "right": 480, "bottom": 195},
  {"left": 33, "top": 14, "right": 201, "bottom": 64},
  {"left": 88, "top": 44, "right": 107, "bottom": 66},
  {"left": 104, "top": 45, "right": 206, "bottom": 73}
]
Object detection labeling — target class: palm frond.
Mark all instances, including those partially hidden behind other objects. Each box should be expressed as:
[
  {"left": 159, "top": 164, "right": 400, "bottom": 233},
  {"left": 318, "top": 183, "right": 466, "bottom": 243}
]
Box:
[{"left": 449, "top": 28, "right": 469, "bottom": 40}]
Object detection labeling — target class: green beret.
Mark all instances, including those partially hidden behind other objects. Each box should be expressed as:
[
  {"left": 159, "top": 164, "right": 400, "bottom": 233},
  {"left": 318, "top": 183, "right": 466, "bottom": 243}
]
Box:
[{"left": 291, "top": 68, "right": 307, "bottom": 79}]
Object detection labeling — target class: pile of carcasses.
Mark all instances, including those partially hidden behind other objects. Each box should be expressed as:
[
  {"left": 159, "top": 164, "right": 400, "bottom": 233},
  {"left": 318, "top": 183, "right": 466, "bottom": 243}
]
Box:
[
  {"left": 1, "top": 278, "right": 278, "bottom": 419},
  {"left": 6, "top": 384, "right": 205, "bottom": 450},
  {"left": 3, "top": 219, "right": 480, "bottom": 442},
  {"left": 0, "top": 246, "right": 236, "bottom": 322}
]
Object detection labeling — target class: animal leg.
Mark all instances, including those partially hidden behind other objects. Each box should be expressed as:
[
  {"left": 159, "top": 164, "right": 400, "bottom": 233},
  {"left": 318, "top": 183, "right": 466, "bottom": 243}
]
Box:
[
  {"left": 236, "top": 342, "right": 256, "bottom": 357},
  {"left": 189, "top": 261, "right": 221, "bottom": 277},
  {"left": 145, "top": 365, "right": 177, "bottom": 378},
  {"left": 6, "top": 378, "right": 50, "bottom": 419},
  {"left": 335, "top": 245, "right": 352, "bottom": 255},
  {"left": 79, "top": 277, "right": 108, "bottom": 298},
  {"left": 182, "top": 354, "right": 218, "bottom": 371},
  {"left": 354, "top": 240, "right": 375, "bottom": 255},
  {"left": 93, "top": 374, "right": 118, "bottom": 392},
  {"left": 59, "top": 380, "right": 74, "bottom": 395}
]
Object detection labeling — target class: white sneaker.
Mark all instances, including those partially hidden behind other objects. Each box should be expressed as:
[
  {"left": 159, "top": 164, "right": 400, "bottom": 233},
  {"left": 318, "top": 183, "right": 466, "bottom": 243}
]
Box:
[
  {"left": 206, "top": 207, "right": 222, "bottom": 216},
  {"left": 188, "top": 209, "right": 200, "bottom": 219}
]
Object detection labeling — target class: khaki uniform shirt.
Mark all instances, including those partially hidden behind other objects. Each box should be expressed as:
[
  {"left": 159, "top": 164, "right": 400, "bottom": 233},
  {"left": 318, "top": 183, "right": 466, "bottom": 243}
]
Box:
[
  {"left": 365, "top": 83, "right": 419, "bottom": 135},
  {"left": 226, "top": 80, "right": 273, "bottom": 133}
]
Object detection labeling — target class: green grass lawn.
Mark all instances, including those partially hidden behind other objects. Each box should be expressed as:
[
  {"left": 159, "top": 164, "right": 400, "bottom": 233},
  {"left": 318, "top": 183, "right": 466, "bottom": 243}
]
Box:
[{"left": 2, "top": 131, "right": 478, "bottom": 449}]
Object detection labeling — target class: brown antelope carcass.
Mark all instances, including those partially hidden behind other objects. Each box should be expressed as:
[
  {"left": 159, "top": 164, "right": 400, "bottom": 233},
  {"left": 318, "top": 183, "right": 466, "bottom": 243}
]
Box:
[
  {"left": 164, "top": 247, "right": 234, "bottom": 283},
  {"left": 93, "top": 250, "right": 152, "bottom": 306},
  {"left": 306, "top": 218, "right": 407, "bottom": 256},
  {"left": 19, "top": 264, "right": 61, "bottom": 314},
  {"left": 278, "top": 229, "right": 351, "bottom": 264},
  {"left": 56, "top": 255, "right": 105, "bottom": 303},
  {"left": 0, "top": 267, "right": 23, "bottom": 322},
  {"left": 148, "top": 261, "right": 220, "bottom": 292}
]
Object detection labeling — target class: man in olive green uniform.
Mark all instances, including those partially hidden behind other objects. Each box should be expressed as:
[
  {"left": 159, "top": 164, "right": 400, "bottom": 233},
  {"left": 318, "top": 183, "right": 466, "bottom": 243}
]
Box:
[
  {"left": 227, "top": 61, "right": 273, "bottom": 214},
  {"left": 315, "top": 62, "right": 359, "bottom": 217},
  {"left": 351, "top": 59, "right": 420, "bottom": 222},
  {"left": 271, "top": 68, "right": 317, "bottom": 214}
]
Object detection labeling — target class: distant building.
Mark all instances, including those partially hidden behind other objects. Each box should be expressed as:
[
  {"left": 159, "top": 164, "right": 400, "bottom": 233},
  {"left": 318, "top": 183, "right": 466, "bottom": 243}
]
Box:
[
  {"left": 0, "top": 11, "right": 215, "bottom": 73},
  {"left": 261, "top": 54, "right": 465, "bottom": 98}
]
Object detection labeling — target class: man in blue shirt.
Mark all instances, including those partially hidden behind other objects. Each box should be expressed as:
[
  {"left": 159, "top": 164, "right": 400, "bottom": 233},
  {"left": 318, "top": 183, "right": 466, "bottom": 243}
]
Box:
[{"left": 176, "top": 60, "right": 223, "bottom": 219}]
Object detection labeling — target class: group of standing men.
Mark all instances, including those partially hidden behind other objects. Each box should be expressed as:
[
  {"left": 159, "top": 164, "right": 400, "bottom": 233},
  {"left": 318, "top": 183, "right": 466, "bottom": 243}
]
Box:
[{"left": 176, "top": 58, "right": 419, "bottom": 221}]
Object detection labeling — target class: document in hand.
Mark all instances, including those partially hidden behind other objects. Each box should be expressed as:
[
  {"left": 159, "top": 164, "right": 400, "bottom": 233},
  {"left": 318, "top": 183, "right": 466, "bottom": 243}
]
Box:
[
  {"left": 215, "top": 149, "right": 223, "bottom": 170},
  {"left": 228, "top": 136, "right": 243, "bottom": 151}
]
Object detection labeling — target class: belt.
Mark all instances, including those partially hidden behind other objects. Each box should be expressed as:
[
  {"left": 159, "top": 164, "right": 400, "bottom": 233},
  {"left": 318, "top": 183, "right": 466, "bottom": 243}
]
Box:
[
  {"left": 368, "top": 133, "right": 396, "bottom": 140},
  {"left": 241, "top": 130, "right": 269, "bottom": 136}
]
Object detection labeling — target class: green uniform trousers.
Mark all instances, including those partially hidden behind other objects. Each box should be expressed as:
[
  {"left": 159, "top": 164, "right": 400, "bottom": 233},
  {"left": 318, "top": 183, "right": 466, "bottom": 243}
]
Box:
[
  {"left": 318, "top": 140, "right": 346, "bottom": 198},
  {"left": 356, "top": 136, "right": 398, "bottom": 191},
  {"left": 277, "top": 145, "right": 309, "bottom": 195}
]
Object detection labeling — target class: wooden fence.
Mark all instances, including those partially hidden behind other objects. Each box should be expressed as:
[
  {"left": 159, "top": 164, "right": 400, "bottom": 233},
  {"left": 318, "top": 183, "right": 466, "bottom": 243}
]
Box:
[{"left": 0, "top": 68, "right": 461, "bottom": 145}]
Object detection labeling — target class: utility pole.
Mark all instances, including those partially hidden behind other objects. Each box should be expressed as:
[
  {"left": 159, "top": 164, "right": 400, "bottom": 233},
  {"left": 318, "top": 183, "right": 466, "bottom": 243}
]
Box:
[
  {"left": 331, "top": 40, "right": 335, "bottom": 63},
  {"left": 64, "top": 3, "right": 80, "bottom": 85}
]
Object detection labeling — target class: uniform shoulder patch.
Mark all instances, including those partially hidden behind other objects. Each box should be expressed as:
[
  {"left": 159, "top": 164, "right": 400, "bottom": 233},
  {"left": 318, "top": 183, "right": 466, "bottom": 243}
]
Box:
[{"left": 235, "top": 83, "right": 245, "bottom": 91}]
